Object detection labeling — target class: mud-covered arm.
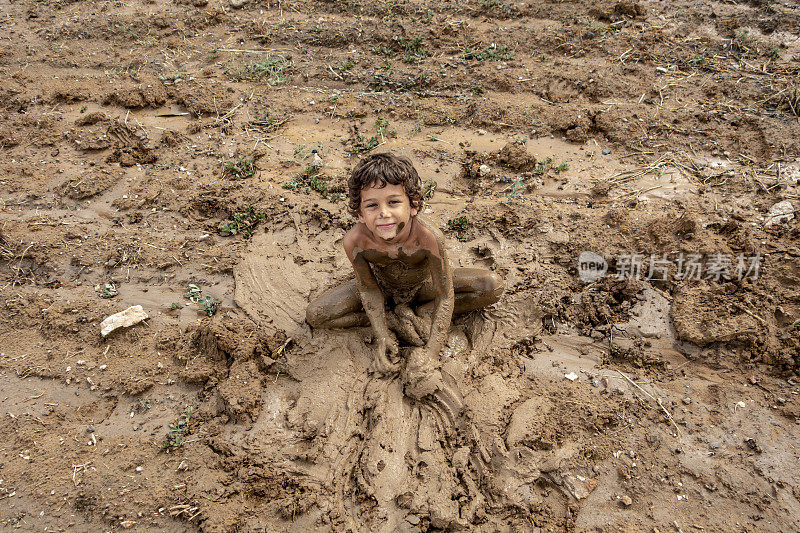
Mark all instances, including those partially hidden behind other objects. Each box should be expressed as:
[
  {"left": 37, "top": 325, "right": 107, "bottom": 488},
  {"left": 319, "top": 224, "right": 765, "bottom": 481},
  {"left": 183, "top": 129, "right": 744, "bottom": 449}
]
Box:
[
  {"left": 349, "top": 250, "right": 391, "bottom": 340},
  {"left": 424, "top": 229, "right": 455, "bottom": 359}
]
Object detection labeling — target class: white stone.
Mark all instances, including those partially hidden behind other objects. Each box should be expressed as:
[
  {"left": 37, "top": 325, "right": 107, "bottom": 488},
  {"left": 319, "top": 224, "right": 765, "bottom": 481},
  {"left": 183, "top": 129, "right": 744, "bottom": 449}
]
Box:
[
  {"left": 764, "top": 200, "right": 794, "bottom": 228},
  {"left": 100, "top": 305, "right": 149, "bottom": 337}
]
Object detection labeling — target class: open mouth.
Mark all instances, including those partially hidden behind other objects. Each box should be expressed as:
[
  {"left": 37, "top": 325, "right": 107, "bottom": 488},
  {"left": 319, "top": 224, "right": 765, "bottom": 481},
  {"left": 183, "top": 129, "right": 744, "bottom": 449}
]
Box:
[{"left": 376, "top": 223, "right": 395, "bottom": 230}]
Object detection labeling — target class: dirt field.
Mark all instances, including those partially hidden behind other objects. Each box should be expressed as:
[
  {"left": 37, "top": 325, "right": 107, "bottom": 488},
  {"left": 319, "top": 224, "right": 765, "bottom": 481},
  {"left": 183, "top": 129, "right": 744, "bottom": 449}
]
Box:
[{"left": 1, "top": 0, "right": 800, "bottom": 530}]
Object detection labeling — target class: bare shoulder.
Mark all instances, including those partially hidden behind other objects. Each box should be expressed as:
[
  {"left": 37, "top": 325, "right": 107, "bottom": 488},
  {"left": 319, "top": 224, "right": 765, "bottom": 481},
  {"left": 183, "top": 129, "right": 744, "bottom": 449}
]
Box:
[
  {"left": 342, "top": 223, "right": 370, "bottom": 259},
  {"left": 411, "top": 215, "right": 446, "bottom": 256}
]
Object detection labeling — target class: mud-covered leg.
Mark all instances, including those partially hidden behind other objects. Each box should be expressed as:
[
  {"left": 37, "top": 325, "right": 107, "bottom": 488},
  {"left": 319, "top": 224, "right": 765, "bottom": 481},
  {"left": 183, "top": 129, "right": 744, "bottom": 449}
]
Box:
[
  {"left": 415, "top": 267, "right": 504, "bottom": 317},
  {"left": 306, "top": 279, "right": 370, "bottom": 329}
]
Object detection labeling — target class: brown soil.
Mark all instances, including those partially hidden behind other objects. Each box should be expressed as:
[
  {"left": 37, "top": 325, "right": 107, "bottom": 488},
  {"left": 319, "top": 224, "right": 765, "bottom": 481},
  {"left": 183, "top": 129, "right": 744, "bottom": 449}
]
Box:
[{"left": 2, "top": 0, "right": 800, "bottom": 531}]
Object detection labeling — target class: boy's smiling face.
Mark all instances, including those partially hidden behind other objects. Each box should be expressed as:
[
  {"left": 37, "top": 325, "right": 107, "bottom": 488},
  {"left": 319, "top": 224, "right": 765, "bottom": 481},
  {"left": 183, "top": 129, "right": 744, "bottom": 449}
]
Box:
[{"left": 358, "top": 182, "right": 418, "bottom": 243}]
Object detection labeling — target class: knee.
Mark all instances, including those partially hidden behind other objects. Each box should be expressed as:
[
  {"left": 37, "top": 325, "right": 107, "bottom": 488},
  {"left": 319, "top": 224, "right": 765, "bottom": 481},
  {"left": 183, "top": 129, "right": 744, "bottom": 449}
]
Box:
[
  {"left": 305, "top": 302, "right": 325, "bottom": 329},
  {"left": 481, "top": 271, "right": 504, "bottom": 303}
]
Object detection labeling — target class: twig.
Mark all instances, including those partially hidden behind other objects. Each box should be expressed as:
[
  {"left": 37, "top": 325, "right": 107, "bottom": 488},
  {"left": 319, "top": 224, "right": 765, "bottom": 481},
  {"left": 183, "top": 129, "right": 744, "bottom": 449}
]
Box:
[{"left": 617, "top": 370, "right": 681, "bottom": 435}]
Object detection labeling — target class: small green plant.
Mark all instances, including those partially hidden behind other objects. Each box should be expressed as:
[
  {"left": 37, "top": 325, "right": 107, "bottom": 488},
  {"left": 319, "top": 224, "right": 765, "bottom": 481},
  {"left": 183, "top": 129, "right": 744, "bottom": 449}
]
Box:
[
  {"left": 207, "top": 48, "right": 220, "bottom": 61},
  {"left": 294, "top": 144, "right": 310, "bottom": 161},
  {"left": 199, "top": 296, "right": 220, "bottom": 317},
  {"left": 398, "top": 36, "right": 429, "bottom": 63},
  {"left": 447, "top": 216, "right": 470, "bottom": 240},
  {"left": 503, "top": 177, "right": 526, "bottom": 203},
  {"left": 161, "top": 406, "right": 194, "bottom": 451},
  {"left": 99, "top": 282, "right": 118, "bottom": 299},
  {"left": 533, "top": 156, "right": 554, "bottom": 175},
  {"left": 248, "top": 109, "right": 290, "bottom": 132},
  {"left": 350, "top": 117, "right": 394, "bottom": 154},
  {"left": 80, "top": 105, "right": 87, "bottom": 113},
  {"left": 10, "top": 512, "right": 25, "bottom": 525},
  {"left": 423, "top": 179, "right": 437, "bottom": 200},
  {"left": 225, "top": 55, "right": 293, "bottom": 85},
  {"left": 170, "top": 302, "right": 183, "bottom": 310},
  {"left": 470, "top": 83, "right": 485, "bottom": 96},
  {"left": 462, "top": 44, "right": 515, "bottom": 61},
  {"left": 219, "top": 205, "right": 266, "bottom": 238},
  {"left": 334, "top": 58, "right": 355, "bottom": 72},
  {"left": 308, "top": 25, "right": 323, "bottom": 34},
  {"left": 158, "top": 71, "right": 184, "bottom": 83},
  {"left": 184, "top": 284, "right": 203, "bottom": 302},
  {"left": 371, "top": 45, "right": 396, "bottom": 58},
  {"left": 134, "top": 396, "right": 151, "bottom": 412},
  {"left": 554, "top": 162, "right": 569, "bottom": 174},
  {"left": 283, "top": 164, "right": 344, "bottom": 202},
  {"left": 224, "top": 156, "right": 255, "bottom": 180}
]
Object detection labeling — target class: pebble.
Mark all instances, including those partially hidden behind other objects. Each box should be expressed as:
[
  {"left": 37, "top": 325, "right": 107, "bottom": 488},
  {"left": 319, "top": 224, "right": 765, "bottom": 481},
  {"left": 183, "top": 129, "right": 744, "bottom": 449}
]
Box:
[
  {"left": 229, "top": 0, "right": 248, "bottom": 7},
  {"left": 620, "top": 494, "right": 633, "bottom": 506},
  {"left": 764, "top": 200, "right": 795, "bottom": 228},
  {"left": 602, "top": 148, "right": 611, "bottom": 155},
  {"left": 564, "top": 372, "right": 578, "bottom": 382},
  {"left": 682, "top": 397, "right": 692, "bottom": 405}
]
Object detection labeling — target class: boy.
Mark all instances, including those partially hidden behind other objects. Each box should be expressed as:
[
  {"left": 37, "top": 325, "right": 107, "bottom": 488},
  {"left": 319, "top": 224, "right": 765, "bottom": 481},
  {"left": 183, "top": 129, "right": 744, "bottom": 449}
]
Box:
[{"left": 306, "top": 153, "right": 503, "bottom": 381}]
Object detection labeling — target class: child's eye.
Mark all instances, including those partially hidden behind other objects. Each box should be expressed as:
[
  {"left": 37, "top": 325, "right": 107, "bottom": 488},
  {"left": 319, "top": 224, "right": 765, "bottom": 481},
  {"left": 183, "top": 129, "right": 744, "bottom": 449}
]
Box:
[{"left": 389, "top": 200, "right": 399, "bottom": 205}]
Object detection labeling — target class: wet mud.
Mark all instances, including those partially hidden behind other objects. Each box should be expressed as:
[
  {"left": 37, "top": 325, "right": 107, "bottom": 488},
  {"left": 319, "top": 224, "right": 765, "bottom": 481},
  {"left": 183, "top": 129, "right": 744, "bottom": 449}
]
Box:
[{"left": 2, "top": 0, "right": 800, "bottom": 530}]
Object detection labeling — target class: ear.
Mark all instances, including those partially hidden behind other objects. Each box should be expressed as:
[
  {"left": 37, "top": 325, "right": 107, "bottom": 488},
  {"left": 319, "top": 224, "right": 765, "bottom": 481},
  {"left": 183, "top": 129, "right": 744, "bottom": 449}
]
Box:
[
  {"left": 357, "top": 210, "right": 366, "bottom": 223},
  {"left": 410, "top": 199, "right": 419, "bottom": 217}
]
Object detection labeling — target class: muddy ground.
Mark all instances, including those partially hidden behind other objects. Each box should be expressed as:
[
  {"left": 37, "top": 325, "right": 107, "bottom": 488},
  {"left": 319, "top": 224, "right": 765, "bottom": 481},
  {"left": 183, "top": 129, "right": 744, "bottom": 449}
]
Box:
[{"left": 1, "top": 0, "right": 800, "bottom": 530}]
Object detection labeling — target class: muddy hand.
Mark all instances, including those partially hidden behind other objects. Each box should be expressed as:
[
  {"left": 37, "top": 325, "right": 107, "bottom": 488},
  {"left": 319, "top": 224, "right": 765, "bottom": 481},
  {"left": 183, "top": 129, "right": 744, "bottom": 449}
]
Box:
[
  {"left": 386, "top": 307, "right": 425, "bottom": 346},
  {"left": 395, "top": 303, "right": 430, "bottom": 344},
  {"left": 370, "top": 335, "right": 400, "bottom": 376},
  {"left": 402, "top": 347, "right": 442, "bottom": 399}
]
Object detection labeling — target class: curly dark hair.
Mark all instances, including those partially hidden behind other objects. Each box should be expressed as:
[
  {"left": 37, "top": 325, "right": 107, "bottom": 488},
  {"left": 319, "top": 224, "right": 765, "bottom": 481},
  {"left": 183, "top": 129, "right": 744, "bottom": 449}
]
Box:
[{"left": 347, "top": 152, "right": 423, "bottom": 217}]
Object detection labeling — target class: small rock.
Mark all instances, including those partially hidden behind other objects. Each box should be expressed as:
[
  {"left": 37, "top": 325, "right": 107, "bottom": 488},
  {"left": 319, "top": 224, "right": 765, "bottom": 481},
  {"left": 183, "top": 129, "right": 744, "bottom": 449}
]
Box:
[
  {"left": 764, "top": 200, "right": 795, "bottom": 228},
  {"left": 120, "top": 520, "right": 137, "bottom": 529},
  {"left": 311, "top": 151, "right": 323, "bottom": 167},
  {"left": 100, "top": 305, "right": 149, "bottom": 337},
  {"left": 229, "top": 0, "right": 248, "bottom": 7},
  {"left": 135, "top": 466, "right": 143, "bottom": 472},
  {"left": 86, "top": 426, "right": 94, "bottom": 433},
  {"left": 602, "top": 148, "right": 612, "bottom": 155},
  {"left": 682, "top": 397, "right": 692, "bottom": 405},
  {"left": 99, "top": 364, "right": 107, "bottom": 370},
  {"left": 619, "top": 494, "right": 633, "bottom": 506},
  {"left": 736, "top": 401, "right": 746, "bottom": 408},
  {"left": 562, "top": 473, "right": 597, "bottom": 499},
  {"left": 564, "top": 372, "right": 578, "bottom": 382},
  {"left": 744, "top": 438, "right": 762, "bottom": 453},
  {"left": 478, "top": 164, "right": 491, "bottom": 177},
  {"left": 477, "top": 129, "right": 487, "bottom": 135}
]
